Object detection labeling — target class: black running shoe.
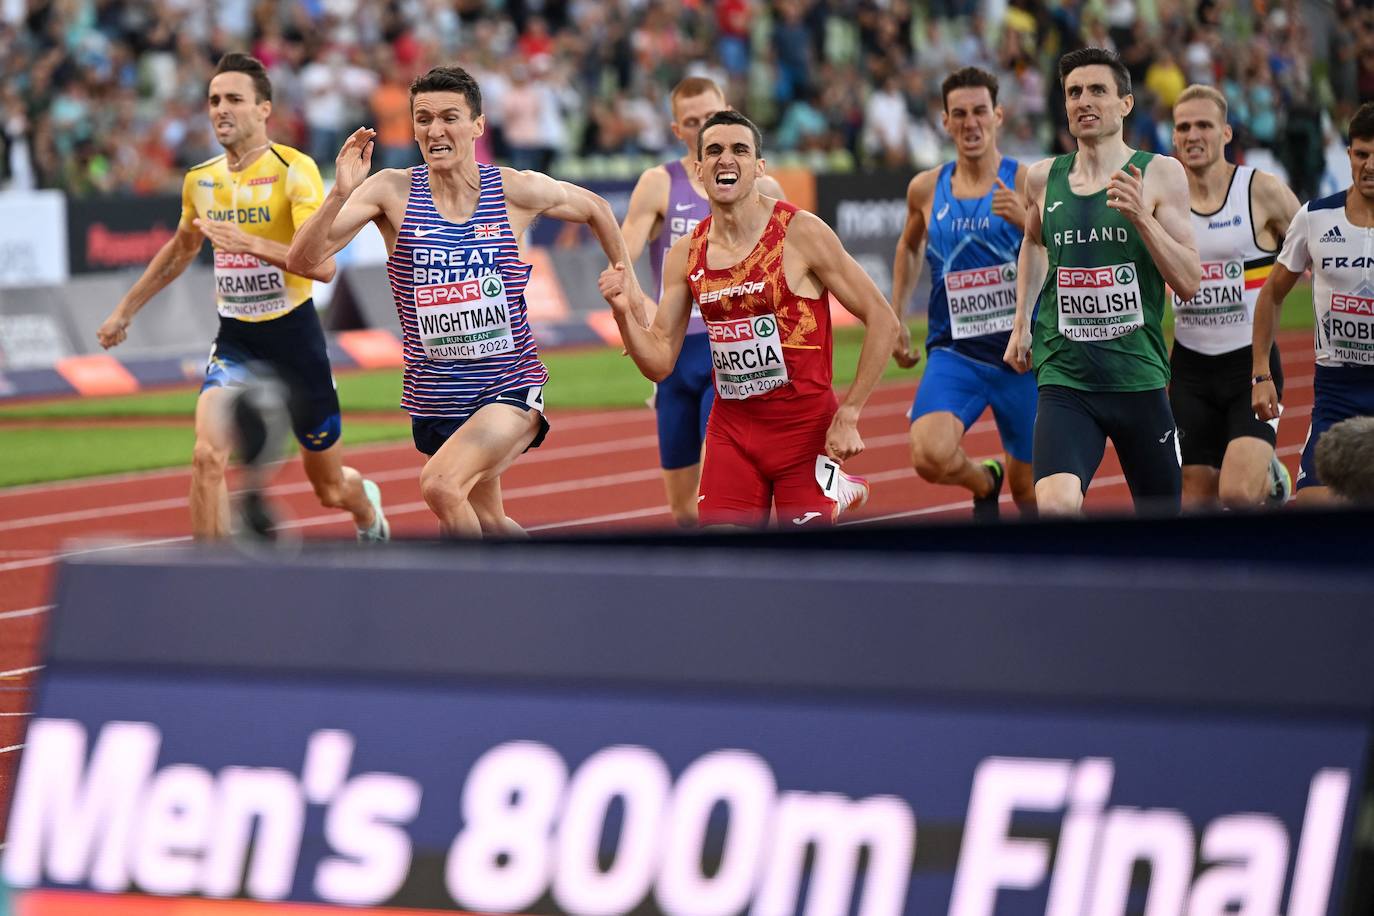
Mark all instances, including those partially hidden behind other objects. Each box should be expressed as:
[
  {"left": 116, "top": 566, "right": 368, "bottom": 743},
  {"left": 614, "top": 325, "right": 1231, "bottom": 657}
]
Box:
[{"left": 972, "top": 458, "right": 1004, "bottom": 522}]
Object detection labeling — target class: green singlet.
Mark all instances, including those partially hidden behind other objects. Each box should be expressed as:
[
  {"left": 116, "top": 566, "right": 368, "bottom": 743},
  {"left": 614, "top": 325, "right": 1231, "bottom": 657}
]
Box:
[{"left": 1035, "top": 149, "right": 1169, "bottom": 391}]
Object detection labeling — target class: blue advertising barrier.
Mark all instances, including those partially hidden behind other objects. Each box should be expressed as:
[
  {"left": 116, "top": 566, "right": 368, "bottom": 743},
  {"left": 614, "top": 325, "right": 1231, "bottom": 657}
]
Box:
[{"left": 4, "top": 542, "right": 1373, "bottom": 915}]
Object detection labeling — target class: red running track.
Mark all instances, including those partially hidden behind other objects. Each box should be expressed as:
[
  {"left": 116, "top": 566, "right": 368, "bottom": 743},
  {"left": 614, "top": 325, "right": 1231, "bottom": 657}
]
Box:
[{"left": 0, "top": 330, "right": 1318, "bottom": 839}]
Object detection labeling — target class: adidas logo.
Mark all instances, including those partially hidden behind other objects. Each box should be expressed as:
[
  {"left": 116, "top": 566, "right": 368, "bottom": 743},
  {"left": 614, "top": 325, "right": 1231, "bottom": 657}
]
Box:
[{"left": 1321, "top": 225, "right": 1346, "bottom": 243}]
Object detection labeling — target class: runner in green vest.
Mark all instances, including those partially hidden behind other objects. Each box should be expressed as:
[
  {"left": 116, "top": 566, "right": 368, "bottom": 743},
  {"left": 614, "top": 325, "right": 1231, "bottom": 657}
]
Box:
[{"left": 1004, "top": 47, "right": 1201, "bottom": 516}]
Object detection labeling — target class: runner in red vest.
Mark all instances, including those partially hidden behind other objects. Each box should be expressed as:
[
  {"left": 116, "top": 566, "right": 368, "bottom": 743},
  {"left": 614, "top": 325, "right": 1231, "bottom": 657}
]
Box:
[{"left": 600, "top": 111, "right": 898, "bottom": 527}]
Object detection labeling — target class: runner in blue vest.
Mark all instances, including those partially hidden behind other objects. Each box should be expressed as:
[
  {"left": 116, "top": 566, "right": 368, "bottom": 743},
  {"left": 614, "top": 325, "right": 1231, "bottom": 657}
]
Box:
[
  {"left": 620, "top": 76, "right": 786, "bottom": 527},
  {"left": 891, "top": 67, "right": 1037, "bottom": 521}
]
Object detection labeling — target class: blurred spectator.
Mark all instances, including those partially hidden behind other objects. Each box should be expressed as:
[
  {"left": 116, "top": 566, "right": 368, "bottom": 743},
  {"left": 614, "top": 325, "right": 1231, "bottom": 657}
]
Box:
[
  {"left": 0, "top": 0, "right": 1352, "bottom": 200},
  {"left": 863, "top": 69, "right": 910, "bottom": 168}
]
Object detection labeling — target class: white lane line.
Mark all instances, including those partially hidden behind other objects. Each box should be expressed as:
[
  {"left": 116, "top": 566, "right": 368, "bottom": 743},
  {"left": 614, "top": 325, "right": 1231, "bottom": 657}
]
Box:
[
  {"left": 0, "top": 744, "right": 25, "bottom": 754},
  {"left": 0, "top": 665, "right": 42, "bottom": 678},
  {"left": 0, "top": 711, "right": 32, "bottom": 717},
  {"left": 527, "top": 506, "right": 673, "bottom": 532},
  {"left": 0, "top": 605, "right": 50, "bottom": 621},
  {"left": 0, "top": 536, "right": 191, "bottom": 574}
]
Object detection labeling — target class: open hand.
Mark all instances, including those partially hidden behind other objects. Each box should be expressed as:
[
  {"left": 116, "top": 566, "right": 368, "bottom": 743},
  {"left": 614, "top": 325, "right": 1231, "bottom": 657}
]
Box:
[{"left": 334, "top": 127, "right": 376, "bottom": 198}]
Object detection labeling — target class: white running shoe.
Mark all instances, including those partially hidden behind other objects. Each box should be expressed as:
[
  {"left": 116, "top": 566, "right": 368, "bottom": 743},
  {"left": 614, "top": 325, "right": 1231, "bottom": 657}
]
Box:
[
  {"left": 815, "top": 455, "right": 871, "bottom": 518},
  {"left": 833, "top": 468, "right": 871, "bottom": 515},
  {"left": 1267, "top": 454, "right": 1292, "bottom": 505},
  {"left": 357, "top": 479, "right": 390, "bottom": 542}
]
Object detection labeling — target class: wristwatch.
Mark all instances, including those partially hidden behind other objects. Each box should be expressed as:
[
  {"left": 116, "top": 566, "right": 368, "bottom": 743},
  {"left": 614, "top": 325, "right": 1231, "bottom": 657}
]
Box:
[{"left": 1251, "top": 373, "right": 1273, "bottom": 385}]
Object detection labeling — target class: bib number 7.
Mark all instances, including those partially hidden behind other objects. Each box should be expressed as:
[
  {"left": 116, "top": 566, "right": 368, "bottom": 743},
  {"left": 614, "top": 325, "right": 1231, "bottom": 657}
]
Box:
[{"left": 815, "top": 455, "right": 840, "bottom": 500}]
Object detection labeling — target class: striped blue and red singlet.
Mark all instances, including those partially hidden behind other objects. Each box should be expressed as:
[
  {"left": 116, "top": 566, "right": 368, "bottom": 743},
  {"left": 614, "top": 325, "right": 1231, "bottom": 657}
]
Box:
[{"left": 386, "top": 163, "right": 548, "bottom": 418}]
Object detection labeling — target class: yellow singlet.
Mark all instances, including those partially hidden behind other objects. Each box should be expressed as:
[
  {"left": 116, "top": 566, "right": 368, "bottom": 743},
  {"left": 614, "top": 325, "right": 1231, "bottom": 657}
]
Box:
[{"left": 180, "top": 143, "right": 324, "bottom": 323}]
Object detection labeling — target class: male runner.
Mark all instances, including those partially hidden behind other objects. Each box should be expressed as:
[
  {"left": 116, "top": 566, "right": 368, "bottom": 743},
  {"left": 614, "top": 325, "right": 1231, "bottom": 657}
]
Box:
[
  {"left": 1005, "top": 47, "right": 1201, "bottom": 516},
  {"left": 97, "top": 52, "right": 388, "bottom": 542},
  {"left": 891, "top": 66, "right": 1036, "bottom": 521},
  {"left": 287, "top": 65, "right": 638, "bottom": 537},
  {"left": 1170, "top": 84, "right": 1299, "bottom": 509},
  {"left": 1253, "top": 101, "right": 1374, "bottom": 505},
  {"left": 619, "top": 76, "right": 786, "bottom": 526},
  {"left": 600, "top": 111, "right": 898, "bottom": 528}
]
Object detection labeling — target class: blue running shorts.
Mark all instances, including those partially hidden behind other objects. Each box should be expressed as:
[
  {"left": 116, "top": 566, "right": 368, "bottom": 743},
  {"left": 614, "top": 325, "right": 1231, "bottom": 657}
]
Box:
[
  {"left": 656, "top": 331, "right": 714, "bottom": 470},
  {"left": 909, "top": 347, "right": 1037, "bottom": 463}
]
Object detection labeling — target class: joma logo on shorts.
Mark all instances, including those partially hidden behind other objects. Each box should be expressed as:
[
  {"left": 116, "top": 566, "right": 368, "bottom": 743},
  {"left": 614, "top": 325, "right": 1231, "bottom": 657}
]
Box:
[{"left": 698, "top": 281, "right": 766, "bottom": 304}]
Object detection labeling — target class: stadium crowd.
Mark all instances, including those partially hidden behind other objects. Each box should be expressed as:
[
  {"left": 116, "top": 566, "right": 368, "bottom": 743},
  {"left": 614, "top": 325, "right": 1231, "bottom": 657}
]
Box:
[{"left": 0, "top": 0, "right": 1364, "bottom": 199}]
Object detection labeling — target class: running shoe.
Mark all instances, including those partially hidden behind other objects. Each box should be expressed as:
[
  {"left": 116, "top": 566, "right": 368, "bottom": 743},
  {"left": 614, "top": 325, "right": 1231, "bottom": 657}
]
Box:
[
  {"left": 833, "top": 468, "right": 871, "bottom": 517},
  {"left": 357, "top": 479, "right": 391, "bottom": 542},
  {"left": 1267, "top": 454, "right": 1292, "bottom": 506},
  {"left": 972, "top": 458, "right": 1004, "bottom": 522}
]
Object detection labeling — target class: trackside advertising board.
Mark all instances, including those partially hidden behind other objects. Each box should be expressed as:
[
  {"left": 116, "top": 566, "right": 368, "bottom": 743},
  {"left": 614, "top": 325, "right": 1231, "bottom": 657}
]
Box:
[{"left": 5, "top": 545, "right": 1373, "bottom": 915}]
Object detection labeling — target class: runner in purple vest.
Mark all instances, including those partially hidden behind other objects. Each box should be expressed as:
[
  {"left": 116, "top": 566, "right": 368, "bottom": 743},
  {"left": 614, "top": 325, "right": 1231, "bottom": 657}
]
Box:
[
  {"left": 620, "top": 77, "right": 786, "bottom": 527},
  {"left": 289, "top": 65, "right": 639, "bottom": 537}
]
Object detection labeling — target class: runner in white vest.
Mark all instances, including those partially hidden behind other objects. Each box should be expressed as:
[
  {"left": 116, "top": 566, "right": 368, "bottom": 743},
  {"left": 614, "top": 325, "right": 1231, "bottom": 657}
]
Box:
[
  {"left": 1170, "top": 84, "right": 1299, "bottom": 509},
  {"left": 1253, "top": 101, "right": 1374, "bottom": 505}
]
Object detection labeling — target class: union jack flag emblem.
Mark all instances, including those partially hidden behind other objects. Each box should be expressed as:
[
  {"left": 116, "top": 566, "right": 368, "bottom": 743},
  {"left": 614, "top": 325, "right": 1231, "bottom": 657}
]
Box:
[{"left": 473, "top": 223, "right": 503, "bottom": 239}]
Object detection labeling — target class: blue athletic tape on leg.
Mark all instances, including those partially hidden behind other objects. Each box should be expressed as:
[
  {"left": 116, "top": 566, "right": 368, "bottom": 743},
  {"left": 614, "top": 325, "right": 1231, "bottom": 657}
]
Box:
[{"left": 299, "top": 412, "right": 341, "bottom": 451}]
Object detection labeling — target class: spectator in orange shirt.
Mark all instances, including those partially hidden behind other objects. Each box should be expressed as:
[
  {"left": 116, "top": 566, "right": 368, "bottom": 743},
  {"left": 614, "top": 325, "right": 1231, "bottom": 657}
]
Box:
[{"left": 371, "top": 56, "right": 418, "bottom": 169}]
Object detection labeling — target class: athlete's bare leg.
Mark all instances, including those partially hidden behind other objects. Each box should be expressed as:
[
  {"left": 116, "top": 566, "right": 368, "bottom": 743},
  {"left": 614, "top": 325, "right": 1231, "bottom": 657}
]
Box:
[
  {"left": 1216, "top": 436, "right": 1275, "bottom": 508},
  {"left": 1035, "top": 472, "right": 1085, "bottom": 516},
  {"left": 909, "top": 412, "right": 994, "bottom": 497},
  {"left": 190, "top": 387, "right": 235, "bottom": 539},
  {"left": 1005, "top": 457, "right": 1036, "bottom": 511},
  {"left": 1182, "top": 464, "right": 1221, "bottom": 508},
  {"left": 662, "top": 464, "right": 701, "bottom": 527},
  {"left": 468, "top": 477, "right": 529, "bottom": 538},
  {"left": 1294, "top": 485, "right": 1336, "bottom": 507},
  {"left": 299, "top": 443, "right": 376, "bottom": 529},
  {"left": 419, "top": 403, "right": 541, "bottom": 537}
]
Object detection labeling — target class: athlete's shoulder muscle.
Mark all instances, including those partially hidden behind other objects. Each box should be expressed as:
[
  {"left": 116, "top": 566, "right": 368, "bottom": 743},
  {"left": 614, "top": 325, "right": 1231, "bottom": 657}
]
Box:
[{"left": 907, "top": 168, "right": 939, "bottom": 215}]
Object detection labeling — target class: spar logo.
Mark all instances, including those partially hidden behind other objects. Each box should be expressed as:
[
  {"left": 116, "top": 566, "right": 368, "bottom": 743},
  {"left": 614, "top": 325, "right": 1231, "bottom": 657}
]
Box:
[
  {"left": 416, "top": 278, "right": 483, "bottom": 307},
  {"left": 1059, "top": 266, "right": 1119, "bottom": 288},
  {"left": 1200, "top": 260, "right": 1242, "bottom": 282},
  {"left": 707, "top": 317, "right": 757, "bottom": 342},
  {"left": 214, "top": 251, "right": 263, "bottom": 269},
  {"left": 1114, "top": 265, "right": 1135, "bottom": 284},
  {"left": 481, "top": 275, "right": 503, "bottom": 298},
  {"left": 948, "top": 265, "right": 1014, "bottom": 291},
  {"left": 1331, "top": 292, "right": 1374, "bottom": 316}
]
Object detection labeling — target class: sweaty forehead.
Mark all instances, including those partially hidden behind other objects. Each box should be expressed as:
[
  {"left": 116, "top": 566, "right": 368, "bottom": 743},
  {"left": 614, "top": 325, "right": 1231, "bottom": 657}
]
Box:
[
  {"left": 946, "top": 86, "right": 993, "bottom": 110},
  {"left": 1173, "top": 98, "right": 1223, "bottom": 124},
  {"left": 701, "top": 124, "right": 755, "bottom": 154},
  {"left": 1066, "top": 65, "right": 1116, "bottom": 91},
  {"left": 208, "top": 72, "right": 255, "bottom": 98},
  {"left": 673, "top": 91, "right": 725, "bottom": 119},
  {"left": 413, "top": 91, "right": 472, "bottom": 116}
]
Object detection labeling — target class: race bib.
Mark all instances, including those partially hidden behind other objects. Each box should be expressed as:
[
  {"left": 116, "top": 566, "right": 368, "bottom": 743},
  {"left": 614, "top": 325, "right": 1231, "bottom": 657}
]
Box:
[
  {"left": 1057, "top": 262, "right": 1144, "bottom": 341},
  {"left": 945, "top": 262, "right": 1018, "bottom": 339},
  {"left": 706, "top": 313, "right": 790, "bottom": 400},
  {"left": 214, "top": 250, "right": 290, "bottom": 320},
  {"left": 1328, "top": 292, "right": 1374, "bottom": 365},
  {"left": 413, "top": 273, "right": 515, "bottom": 361},
  {"left": 1173, "top": 260, "right": 1246, "bottom": 328}
]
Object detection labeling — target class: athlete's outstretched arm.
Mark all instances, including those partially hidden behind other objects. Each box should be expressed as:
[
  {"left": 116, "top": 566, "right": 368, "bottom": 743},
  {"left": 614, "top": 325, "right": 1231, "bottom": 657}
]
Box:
[
  {"left": 790, "top": 210, "right": 899, "bottom": 460},
  {"left": 97, "top": 222, "right": 204, "bottom": 349},
  {"left": 1005, "top": 160, "right": 1050, "bottom": 374},
  {"left": 1107, "top": 156, "right": 1201, "bottom": 300},
  {"left": 890, "top": 170, "right": 936, "bottom": 369},
  {"left": 620, "top": 166, "right": 669, "bottom": 263},
  {"left": 195, "top": 217, "right": 335, "bottom": 283},
  {"left": 1252, "top": 171, "right": 1301, "bottom": 248},
  {"left": 287, "top": 127, "right": 392, "bottom": 275},
  {"left": 599, "top": 236, "right": 693, "bottom": 381},
  {"left": 1251, "top": 263, "right": 1302, "bottom": 421}
]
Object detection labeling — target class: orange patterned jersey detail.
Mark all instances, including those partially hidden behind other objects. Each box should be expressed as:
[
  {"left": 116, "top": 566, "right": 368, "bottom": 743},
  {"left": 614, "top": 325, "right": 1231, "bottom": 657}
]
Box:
[{"left": 686, "top": 201, "right": 833, "bottom": 402}]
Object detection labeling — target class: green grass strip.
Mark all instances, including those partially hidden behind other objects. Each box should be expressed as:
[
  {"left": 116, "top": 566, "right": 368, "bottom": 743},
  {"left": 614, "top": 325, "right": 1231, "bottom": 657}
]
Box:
[{"left": 0, "top": 421, "right": 410, "bottom": 488}]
